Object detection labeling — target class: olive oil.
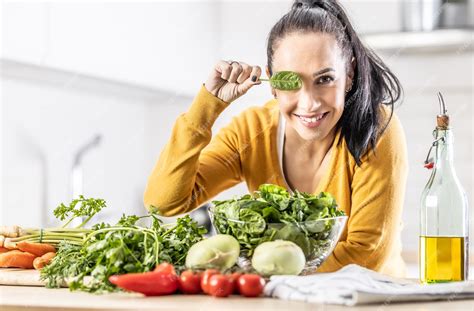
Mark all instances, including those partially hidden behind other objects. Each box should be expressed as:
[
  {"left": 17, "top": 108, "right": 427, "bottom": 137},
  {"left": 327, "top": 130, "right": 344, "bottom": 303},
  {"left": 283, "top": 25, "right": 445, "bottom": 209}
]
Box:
[
  {"left": 419, "top": 93, "right": 469, "bottom": 284},
  {"left": 420, "top": 236, "right": 468, "bottom": 283}
]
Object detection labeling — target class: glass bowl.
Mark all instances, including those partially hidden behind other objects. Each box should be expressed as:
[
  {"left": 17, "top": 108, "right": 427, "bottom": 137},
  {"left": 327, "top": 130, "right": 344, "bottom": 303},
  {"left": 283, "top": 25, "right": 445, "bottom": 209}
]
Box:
[{"left": 208, "top": 205, "right": 347, "bottom": 275}]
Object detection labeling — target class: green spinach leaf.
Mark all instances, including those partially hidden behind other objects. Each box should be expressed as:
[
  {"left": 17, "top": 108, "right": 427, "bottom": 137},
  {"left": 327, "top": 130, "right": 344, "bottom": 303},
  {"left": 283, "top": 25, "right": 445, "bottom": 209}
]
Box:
[{"left": 260, "top": 71, "right": 303, "bottom": 91}]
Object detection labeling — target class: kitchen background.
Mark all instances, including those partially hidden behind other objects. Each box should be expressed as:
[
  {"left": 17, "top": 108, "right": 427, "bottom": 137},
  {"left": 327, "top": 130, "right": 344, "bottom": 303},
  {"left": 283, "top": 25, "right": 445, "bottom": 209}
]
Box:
[{"left": 1, "top": 0, "right": 473, "bottom": 277}]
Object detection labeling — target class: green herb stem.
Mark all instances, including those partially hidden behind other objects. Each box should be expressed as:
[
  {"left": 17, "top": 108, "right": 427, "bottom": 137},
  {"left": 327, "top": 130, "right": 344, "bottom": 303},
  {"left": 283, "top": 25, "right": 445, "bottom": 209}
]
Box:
[
  {"left": 35, "top": 228, "right": 91, "bottom": 233},
  {"left": 61, "top": 217, "right": 75, "bottom": 229},
  {"left": 24, "top": 239, "right": 83, "bottom": 246},
  {"left": 161, "top": 225, "right": 178, "bottom": 238},
  {"left": 11, "top": 232, "right": 86, "bottom": 242}
]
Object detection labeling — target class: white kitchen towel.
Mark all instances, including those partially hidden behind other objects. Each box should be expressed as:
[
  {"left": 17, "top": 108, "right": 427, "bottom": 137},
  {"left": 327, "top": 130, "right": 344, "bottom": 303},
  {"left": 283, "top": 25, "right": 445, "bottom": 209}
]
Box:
[{"left": 264, "top": 264, "right": 474, "bottom": 306}]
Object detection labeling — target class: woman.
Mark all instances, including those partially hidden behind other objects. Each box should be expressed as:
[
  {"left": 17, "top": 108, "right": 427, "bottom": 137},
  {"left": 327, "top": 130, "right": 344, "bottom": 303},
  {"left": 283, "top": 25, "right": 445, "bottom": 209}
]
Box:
[{"left": 144, "top": 0, "right": 408, "bottom": 277}]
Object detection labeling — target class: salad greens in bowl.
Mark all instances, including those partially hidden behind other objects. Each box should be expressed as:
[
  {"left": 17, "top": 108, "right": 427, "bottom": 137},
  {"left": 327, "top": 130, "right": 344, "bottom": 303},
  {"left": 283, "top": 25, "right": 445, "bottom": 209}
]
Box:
[{"left": 208, "top": 184, "right": 347, "bottom": 274}]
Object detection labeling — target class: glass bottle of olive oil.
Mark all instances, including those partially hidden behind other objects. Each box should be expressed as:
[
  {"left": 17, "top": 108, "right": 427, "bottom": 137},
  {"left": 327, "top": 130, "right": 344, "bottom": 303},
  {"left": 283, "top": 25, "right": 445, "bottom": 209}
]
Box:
[{"left": 420, "top": 93, "right": 469, "bottom": 283}]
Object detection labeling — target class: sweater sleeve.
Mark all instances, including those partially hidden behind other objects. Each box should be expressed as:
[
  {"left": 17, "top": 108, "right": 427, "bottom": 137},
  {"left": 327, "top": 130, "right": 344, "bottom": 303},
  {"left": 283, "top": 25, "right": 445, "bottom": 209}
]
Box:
[
  {"left": 317, "top": 111, "right": 408, "bottom": 273},
  {"left": 144, "top": 84, "right": 244, "bottom": 216}
]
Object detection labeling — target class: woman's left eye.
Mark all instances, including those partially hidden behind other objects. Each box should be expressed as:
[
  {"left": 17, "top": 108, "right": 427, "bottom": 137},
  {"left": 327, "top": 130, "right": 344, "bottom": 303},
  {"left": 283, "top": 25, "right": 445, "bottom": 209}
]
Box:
[{"left": 316, "top": 76, "right": 335, "bottom": 84}]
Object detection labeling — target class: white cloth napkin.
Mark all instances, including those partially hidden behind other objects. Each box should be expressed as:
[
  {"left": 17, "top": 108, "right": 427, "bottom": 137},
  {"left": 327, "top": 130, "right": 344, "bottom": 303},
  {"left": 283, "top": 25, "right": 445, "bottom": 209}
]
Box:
[{"left": 264, "top": 264, "right": 474, "bottom": 306}]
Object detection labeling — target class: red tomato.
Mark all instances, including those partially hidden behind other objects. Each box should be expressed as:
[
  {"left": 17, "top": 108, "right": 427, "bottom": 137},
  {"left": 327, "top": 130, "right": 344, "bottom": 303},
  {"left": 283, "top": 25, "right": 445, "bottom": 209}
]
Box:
[
  {"left": 200, "top": 269, "right": 220, "bottom": 294},
  {"left": 154, "top": 262, "right": 176, "bottom": 275},
  {"left": 237, "top": 274, "right": 265, "bottom": 297},
  {"left": 208, "top": 274, "right": 233, "bottom": 297},
  {"left": 179, "top": 270, "right": 202, "bottom": 294},
  {"left": 226, "top": 272, "right": 242, "bottom": 294},
  {"left": 109, "top": 271, "right": 179, "bottom": 296}
]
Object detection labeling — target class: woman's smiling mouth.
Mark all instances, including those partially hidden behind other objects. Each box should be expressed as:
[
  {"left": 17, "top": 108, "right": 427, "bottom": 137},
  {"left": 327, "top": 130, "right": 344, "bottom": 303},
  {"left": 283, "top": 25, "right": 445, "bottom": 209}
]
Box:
[{"left": 293, "top": 112, "right": 329, "bottom": 128}]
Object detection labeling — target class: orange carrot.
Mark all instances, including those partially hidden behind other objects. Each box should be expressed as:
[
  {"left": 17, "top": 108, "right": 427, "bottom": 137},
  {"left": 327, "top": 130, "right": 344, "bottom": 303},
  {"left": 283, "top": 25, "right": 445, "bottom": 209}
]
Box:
[
  {"left": 33, "top": 257, "right": 45, "bottom": 270},
  {"left": 0, "top": 250, "right": 36, "bottom": 269},
  {"left": 0, "top": 247, "right": 10, "bottom": 254},
  {"left": 17, "top": 241, "right": 56, "bottom": 257},
  {"left": 41, "top": 252, "right": 56, "bottom": 261},
  {"left": 33, "top": 252, "right": 56, "bottom": 270}
]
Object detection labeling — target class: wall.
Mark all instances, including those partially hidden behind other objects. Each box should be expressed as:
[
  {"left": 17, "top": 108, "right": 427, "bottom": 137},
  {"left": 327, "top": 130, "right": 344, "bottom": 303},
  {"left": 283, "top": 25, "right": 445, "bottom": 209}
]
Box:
[
  {"left": 2, "top": 2, "right": 221, "bottom": 96},
  {"left": 1, "top": 61, "right": 193, "bottom": 227}
]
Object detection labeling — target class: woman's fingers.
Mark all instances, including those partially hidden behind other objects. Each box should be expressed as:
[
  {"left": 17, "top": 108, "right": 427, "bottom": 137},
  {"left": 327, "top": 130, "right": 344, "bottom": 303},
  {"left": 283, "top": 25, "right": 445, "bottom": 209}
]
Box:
[
  {"left": 249, "top": 65, "right": 262, "bottom": 84},
  {"left": 238, "top": 65, "right": 262, "bottom": 93},
  {"left": 228, "top": 62, "right": 243, "bottom": 83},
  {"left": 205, "top": 60, "right": 262, "bottom": 103},
  {"left": 237, "top": 63, "right": 252, "bottom": 84},
  {"left": 215, "top": 60, "right": 260, "bottom": 85},
  {"left": 216, "top": 60, "right": 233, "bottom": 80}
]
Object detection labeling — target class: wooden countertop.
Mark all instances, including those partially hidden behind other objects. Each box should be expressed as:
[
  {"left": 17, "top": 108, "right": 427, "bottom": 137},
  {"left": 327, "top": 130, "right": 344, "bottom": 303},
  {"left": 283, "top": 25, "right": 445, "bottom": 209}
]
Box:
[
  {"left": 0, "top": 268, "right": 472, "bottom": 310},
  {"left": 1, "top": 285, "right": 473, "bottom": 311}
]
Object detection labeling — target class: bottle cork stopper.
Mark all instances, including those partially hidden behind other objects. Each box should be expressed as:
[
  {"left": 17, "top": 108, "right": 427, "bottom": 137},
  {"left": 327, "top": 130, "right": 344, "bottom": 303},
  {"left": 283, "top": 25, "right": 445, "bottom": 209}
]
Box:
[
  {"left": 436, "top": 92, "right": 449, "bottom": 129},
  {"left": 437, "top": 115, "right": 449, "bottom": 129}
]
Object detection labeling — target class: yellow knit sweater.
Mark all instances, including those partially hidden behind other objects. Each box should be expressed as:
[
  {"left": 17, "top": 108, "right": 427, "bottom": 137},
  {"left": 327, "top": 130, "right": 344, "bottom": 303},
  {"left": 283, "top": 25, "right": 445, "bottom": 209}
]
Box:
[{"left": 144, "top": 84, "right": 408, "bottom": 277}]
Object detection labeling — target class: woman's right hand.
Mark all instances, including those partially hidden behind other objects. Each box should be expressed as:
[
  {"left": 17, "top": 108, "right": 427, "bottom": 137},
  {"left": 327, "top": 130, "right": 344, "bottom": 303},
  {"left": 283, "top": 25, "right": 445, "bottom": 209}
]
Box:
[{"left": 204, "top": 60, "right": 262, "bottom": 103}]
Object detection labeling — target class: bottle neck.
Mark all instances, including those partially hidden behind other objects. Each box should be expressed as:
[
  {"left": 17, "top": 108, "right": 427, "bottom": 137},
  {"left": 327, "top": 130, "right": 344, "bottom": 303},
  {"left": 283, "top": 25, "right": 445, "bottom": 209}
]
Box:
[{"left": 433, "top": 129, "right": 454, "bottom": 171}]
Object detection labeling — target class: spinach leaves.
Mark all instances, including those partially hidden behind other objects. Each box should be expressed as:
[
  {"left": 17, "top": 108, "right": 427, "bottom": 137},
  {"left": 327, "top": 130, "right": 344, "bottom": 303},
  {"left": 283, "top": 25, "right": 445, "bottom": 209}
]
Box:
[
  {"left": 260, "top": 71, "right": 303, "bottom": 91},
  {"left": 211, "top": 184, "right": 345, "bottom": 260}
]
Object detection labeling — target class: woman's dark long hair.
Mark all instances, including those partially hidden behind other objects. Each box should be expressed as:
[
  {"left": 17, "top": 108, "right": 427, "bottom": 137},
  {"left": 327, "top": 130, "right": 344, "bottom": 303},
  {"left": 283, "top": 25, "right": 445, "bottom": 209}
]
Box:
[{"left": 267, "top": 0, "right": 402, "bottom": 165}]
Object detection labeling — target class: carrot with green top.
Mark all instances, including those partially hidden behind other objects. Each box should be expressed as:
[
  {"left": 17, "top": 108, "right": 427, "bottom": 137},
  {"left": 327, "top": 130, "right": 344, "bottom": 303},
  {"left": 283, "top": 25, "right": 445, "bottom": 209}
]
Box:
[{"left": 0, "top": 197, "right": 106, "bottom": 249}]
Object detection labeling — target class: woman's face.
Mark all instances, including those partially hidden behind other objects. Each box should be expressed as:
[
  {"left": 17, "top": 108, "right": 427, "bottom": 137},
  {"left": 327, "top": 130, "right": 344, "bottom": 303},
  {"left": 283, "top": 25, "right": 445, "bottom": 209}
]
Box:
[{"left": 270, "top": 31, "right": 353, "bottom": 142}]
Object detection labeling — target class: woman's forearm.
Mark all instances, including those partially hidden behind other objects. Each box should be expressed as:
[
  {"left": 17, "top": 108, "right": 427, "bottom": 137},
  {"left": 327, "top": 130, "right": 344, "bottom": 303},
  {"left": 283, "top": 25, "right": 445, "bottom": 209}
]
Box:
[{"left": 143, "top": 85, "right": 233, "bottom": 216}]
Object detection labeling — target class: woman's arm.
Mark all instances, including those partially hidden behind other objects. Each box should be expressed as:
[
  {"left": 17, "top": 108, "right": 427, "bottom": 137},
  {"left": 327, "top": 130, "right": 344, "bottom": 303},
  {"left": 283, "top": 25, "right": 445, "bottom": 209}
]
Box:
[
  {"left": 144, "top": 60, "right": 261, "bottom": 216},
  {"left": 317, "top": 111, "right": 408, "bottom": 273},
  {"left": 144, "top": 85, "right": 243, "bottom": 216}
]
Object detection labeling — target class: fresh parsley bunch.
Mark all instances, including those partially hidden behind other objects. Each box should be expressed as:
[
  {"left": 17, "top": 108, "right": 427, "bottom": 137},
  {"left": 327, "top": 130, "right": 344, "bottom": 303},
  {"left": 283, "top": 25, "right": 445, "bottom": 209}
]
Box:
[{"left": 41, "top": 202, "right": 206, "bottom": 293}]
